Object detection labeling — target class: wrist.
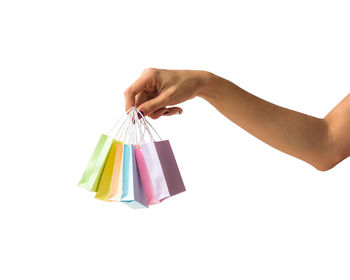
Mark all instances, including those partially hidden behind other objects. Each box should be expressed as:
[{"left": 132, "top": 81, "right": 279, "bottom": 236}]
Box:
[{"left": 196, "top": 71, "right": 223, "bottom": 101}]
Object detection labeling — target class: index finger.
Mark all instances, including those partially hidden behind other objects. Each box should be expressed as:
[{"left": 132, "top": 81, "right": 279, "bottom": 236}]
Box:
[{"left": 123, "top": 69, "right": 157, "bottom": 111}]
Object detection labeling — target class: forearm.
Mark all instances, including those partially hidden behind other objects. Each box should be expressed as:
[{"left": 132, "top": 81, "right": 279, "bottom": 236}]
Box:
[{"left": 198, "top": 73, "right": 338, "bottom": 170}]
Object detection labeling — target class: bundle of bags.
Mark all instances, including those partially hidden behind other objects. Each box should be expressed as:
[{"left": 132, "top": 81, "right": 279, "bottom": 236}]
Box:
[{"left": 78, "top": 107, "right": 186, "bottom": 209}]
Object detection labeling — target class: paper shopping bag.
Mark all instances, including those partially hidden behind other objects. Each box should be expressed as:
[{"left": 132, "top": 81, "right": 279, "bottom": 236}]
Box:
[
  {"left": 154, "top": 140, "right": 186, "bottom": 196},
  {"left": 120, "top": 144, "right": 133, "bottom": 201},
  {"left": 95, "top": 139, "right": 118, "bottom": 201},
  {"left": 78, "top": 134, "right": 114, "bottom": 192},
  {"left": 108, "top": 141, "right": 124, "bottom": 201},
  {"left": 141, "top": 142, "right": 170, "bottom": 200},
  {"left": 122, "top": 145, "right": 148, "bottom": 208},
  {"left": 134, "top": 146, "right": 160, "bottom": 206}
]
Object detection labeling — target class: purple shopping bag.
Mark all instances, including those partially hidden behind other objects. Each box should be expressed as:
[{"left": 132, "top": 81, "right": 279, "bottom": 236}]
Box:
[
  {"left": 154, "top": 140, "right": 186, "bottom": 196},
  {"left": 134, "top": 146, "right": 160, "bottom": 206}
]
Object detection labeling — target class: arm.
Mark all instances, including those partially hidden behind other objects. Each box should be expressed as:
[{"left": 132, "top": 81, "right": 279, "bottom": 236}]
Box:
[
  {"left": 124, "top": 68, "right": 350, "bottom": 171},
  {"left": 199, "top": 73, "right": 350, "bottom": 171}
]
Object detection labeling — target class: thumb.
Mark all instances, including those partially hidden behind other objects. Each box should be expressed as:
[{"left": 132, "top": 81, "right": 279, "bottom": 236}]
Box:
[{"left": 138, "top": 94, "right": 169, "bottom": 116}]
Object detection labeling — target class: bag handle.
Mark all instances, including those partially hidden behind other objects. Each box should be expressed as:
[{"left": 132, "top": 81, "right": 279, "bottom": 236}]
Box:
[
  {"left": 108, "top": 107, "right": 133, "bottom": 137},
  {"left": 107, "top": 106, "right": 162, "bottom": 144},
  {"left": 133, "top": 107, "right": 162, "bottom": 141}
]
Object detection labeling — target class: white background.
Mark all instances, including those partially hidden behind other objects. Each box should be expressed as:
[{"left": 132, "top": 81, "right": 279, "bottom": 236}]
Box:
[{"left": 0, "top": 0, "right": 349, "bottom": 279}]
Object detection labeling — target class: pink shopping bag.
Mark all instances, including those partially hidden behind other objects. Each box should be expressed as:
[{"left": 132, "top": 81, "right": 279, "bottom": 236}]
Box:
[{"left": 134, "top": 145, "right": 160, "bottom": 206}]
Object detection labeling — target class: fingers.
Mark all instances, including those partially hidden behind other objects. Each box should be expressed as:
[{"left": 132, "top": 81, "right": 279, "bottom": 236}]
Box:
[
  {"left": 148, "top": 107, "right": 183, "bottom": 119},
  {"left": 164, "top": 107, "right": 183, "bottom": 116},
  {"left": 124, "top": 68, "right": 158, "bottom": 111},
  {"left": 137, "top": 93, "right": 169, "bottom": 116},
  {"left": 135, "top": 91, "right": 152, "bottom": 108},
  {"left": 147, "top": 107, "right": 168, "bottom": 119}
]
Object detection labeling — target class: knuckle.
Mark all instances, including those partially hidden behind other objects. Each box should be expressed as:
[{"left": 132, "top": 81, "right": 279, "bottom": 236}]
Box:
[
  {"left": 142, "top": 67, "right": 158, "bottom": 78},
  {"left": 124, "top": 87, "right": 133, "bottom": 97}
]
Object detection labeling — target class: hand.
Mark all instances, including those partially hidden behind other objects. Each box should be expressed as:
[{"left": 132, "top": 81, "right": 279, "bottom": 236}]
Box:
[{"left": 124, "top": 68, "right": 211, "bottom": 119}]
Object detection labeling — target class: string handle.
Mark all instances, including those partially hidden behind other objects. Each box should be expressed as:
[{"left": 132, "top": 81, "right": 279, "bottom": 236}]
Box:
[
  {"left": 108, "top": 107, "right": 134, "bottom": 136},
  {"left": 133, "top": 107, "right": 162, "bottom": 141},
  {"left": 107, "top": 106, "right": 162, "bottom": 145}
]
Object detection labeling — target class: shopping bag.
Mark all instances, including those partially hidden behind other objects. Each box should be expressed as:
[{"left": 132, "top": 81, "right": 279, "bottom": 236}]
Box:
[
  {"left": 108, "top": 141, "right": 124, "bottom": 201},
  {"left": 134, "top": 146, "right": 160, "bottom": 206},
  {"left": 78, "top": 106, "right": 186, "bottom": 208},
  {"left": 121, "top": 144, "right": 133, "bottom": 201},
  {"left": 122, "top": 145, "right": 148, "bottom": 208},
  {"left": 141, "top": 142, "right": 170, "bottom": 200},
  {"left": 78, "top": 134, "right": 114, "bottom": 192},
  {"left": 95, "top": 139, "right": 118, "bottom": 201},
  {"left": 154, "top": 140, "right": 186, "bottom": 196}
]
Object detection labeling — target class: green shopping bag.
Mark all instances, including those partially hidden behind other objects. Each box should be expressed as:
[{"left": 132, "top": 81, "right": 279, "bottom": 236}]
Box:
[{"left": 78, "top": 134, "right": 114, "bottom": 192}]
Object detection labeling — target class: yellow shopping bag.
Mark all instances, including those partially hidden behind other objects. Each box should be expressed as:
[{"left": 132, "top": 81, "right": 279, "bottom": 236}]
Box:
[
  {"left": 95, "top": 140, "right": 118, "bottom": 201},
  {"left": 108, "top": 141, "right": 124, "bottom": 201}
]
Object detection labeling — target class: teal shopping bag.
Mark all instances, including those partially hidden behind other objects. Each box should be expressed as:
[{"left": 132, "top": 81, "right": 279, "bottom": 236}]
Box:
[
  {"left": 121, "top": 144, "right": 147, "bottom": 208},
  {"left": 78, "top": 134, "right": 114, "bottom": 192}
]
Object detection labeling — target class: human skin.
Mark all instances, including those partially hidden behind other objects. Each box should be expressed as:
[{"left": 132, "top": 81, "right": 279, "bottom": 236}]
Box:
[{"left": 124, "top": 68, "right": 350, "bottom": 171}]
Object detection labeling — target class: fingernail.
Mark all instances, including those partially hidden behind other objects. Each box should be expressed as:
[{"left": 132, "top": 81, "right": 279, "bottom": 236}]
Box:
[
  {"left": 163, "top": 110, "right": 170, "bottom": 115},
  {"left": 178, "top": 110, "right": 183, "bottom": 114},
  {"left": 137, "top": 111, "right": 145, "bottom": 119}
]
